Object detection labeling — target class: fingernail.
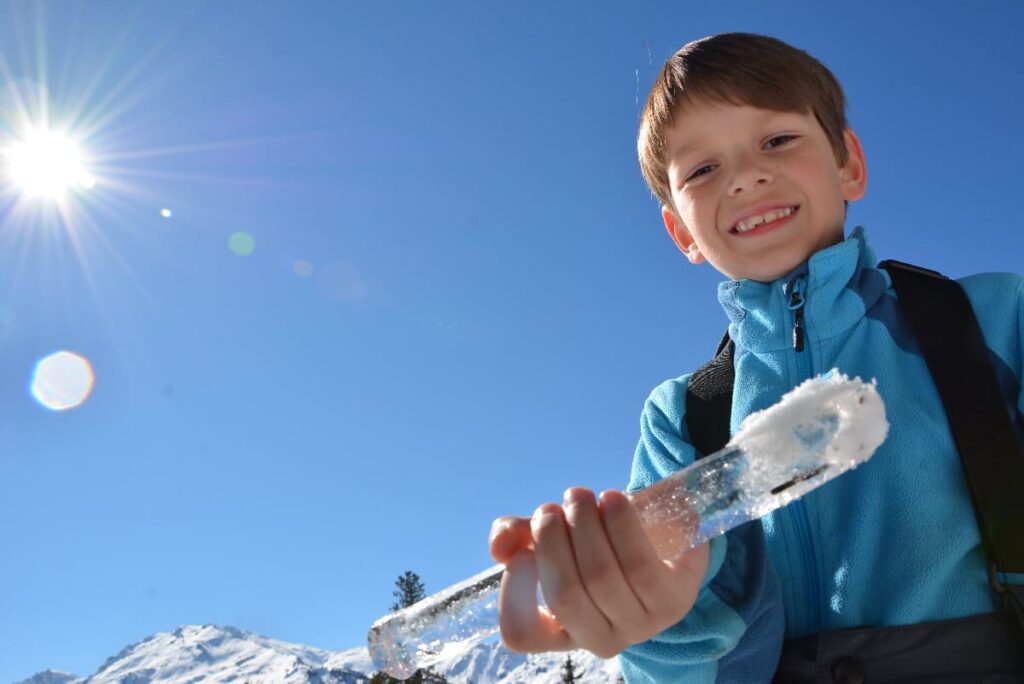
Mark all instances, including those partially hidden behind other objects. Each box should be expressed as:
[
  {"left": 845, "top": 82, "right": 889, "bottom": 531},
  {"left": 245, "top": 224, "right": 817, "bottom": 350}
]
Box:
[
  {"left": 491, "top": 519, "right": 511, "bottom": 538},
  {"left": 532, "top": 503, "right": 560, "bottom": 526},
  {"left": 562, "top": 487, "right": 591, "bottom": 507},
  {"left": 598, "top": 489, "right": 623, "bottom": 510}
]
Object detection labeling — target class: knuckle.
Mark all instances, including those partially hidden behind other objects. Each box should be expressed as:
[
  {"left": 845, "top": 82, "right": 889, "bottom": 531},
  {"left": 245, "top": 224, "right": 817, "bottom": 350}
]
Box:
[
  {"left": 623, "top": 556, "right": 662, "bottom": 591},
  {"left": 580, "top": 559, "right": 615, "bottom": 591},
  {"left": 545, "top": 587, "right": 580, "bottom": 617},
  {"left": 531, "top": 506, "right": 564, "bottom": 541},
  {"left": 544, "top": 578, "right": 586, "bottom": 617}
]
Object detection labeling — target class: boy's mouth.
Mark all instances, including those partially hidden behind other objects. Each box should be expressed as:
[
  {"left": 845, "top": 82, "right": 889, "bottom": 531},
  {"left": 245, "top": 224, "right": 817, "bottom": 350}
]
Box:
[{"left": 731, "top": 204, "right": 800, "bottom": 235}]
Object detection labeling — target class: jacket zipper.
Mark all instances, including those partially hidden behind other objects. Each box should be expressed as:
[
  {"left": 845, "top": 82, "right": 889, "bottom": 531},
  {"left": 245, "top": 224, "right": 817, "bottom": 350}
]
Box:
[
  {"left": 783, "top": 276, "right": 821, "bottom": 633},
  {"left": 787, "top": 278, "right": 806, "bottom": 352}
]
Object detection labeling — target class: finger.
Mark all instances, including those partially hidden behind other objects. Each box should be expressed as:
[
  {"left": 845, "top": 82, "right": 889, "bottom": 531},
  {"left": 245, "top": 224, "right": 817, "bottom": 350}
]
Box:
[
  {"left": 628, "top": 489, "right": 700, "bottom": 563},
  {"left": 531, "top": 502, "right": 614, "bottom": 644},
  {"left": 499, "top": 548, "right": 572, "bottom": 653},
  {"left": 562, "top": 487, "right": 646, "bottom": 630},
  {"left": 599, "top": 489, "right": 690, "bottom": 613},
  {"left": 489, "top": 516, "right": 533, "bottom": 563}
]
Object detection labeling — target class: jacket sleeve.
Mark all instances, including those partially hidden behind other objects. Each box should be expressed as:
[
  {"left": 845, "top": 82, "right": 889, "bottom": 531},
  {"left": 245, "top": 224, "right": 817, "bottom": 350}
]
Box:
[
  {"left": 959, "top": 273, "right": 1024, "bottom": 432},
  {"left": 619, "top": 376, "right": 785, "bottom": 684}
]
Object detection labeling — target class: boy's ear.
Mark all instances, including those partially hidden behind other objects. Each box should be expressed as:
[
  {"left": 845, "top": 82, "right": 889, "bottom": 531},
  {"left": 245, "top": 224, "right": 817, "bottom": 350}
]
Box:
[
  {"left": 662, "top": 206, "right": 705, "bottom": 265},
  {"left": 840, "top": 129, "right": 868, "bottom": 202}
]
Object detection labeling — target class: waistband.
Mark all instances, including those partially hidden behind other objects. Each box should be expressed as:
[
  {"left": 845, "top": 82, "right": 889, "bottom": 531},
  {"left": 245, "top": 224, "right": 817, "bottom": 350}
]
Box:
[{"left": 772, "top": 611, "right": 1024, "bottom": 684}]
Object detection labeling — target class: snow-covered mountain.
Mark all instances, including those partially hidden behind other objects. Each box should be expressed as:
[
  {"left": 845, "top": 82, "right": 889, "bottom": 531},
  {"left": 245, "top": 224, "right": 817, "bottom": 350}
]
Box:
[{"left": 15, "top": 624, "right": 621, "bottom": 684}]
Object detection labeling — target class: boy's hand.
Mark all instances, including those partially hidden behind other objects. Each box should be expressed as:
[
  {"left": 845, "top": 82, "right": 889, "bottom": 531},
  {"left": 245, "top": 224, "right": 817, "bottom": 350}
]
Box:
[{"left": 488, "top": 487, "right": 708, "bottom": 659}]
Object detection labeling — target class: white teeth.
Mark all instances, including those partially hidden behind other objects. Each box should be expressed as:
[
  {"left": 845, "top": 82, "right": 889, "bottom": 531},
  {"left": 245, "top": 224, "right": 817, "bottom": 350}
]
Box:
[{"left": 736, "top": 206, "right": 795, "bottom": 233}]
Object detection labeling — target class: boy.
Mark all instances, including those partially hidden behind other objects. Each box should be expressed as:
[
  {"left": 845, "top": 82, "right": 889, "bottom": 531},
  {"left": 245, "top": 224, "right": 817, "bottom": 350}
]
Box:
[{"left": 489, "top": 33, "right": 1024, "bottom": 682}]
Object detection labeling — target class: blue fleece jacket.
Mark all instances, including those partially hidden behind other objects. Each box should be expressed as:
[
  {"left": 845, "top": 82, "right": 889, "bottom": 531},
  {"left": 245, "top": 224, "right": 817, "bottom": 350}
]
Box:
[{"left": 619, "top": 229, "right": 1024, "bottom": 683}]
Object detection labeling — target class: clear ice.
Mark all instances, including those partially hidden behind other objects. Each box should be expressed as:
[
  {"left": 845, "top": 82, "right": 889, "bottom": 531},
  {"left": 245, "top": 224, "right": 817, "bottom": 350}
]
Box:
[{"left": 367, "top": 373, "right": 889, "bottom": 679}]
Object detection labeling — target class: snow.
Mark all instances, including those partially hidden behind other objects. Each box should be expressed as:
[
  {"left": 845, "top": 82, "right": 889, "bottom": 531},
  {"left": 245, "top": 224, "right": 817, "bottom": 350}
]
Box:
[
  {"left": 731, "top": 372, "right": 888, "bottom": 471},
  {"left": 15, "top": 624, "right": 621, "bottom": 684}
]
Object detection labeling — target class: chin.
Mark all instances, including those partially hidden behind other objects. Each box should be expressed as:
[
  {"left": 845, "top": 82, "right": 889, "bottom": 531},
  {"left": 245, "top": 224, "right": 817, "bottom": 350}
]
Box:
[
  {"left": 755, "top": 247, "right": 821, "bottom": 282},
  {"left": 744, "top": 263, "right": 803, "bottom": 283},
  {"left": 719, "top": 247, "right": 816, "bottom": 282},
  {"left": 749, "top": 272, "right": 788, "bottom": 284}
]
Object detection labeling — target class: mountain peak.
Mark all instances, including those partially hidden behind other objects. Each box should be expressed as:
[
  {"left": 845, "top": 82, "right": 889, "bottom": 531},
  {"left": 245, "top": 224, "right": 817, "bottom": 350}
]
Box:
[{"left": 14, "top": 670, "right": 81, "bottom": 684}]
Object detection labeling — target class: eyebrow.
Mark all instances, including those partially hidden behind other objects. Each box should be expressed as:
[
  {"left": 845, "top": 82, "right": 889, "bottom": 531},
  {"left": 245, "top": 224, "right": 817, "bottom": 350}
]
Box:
[
  {"left": 670, "top": 143, "right": 694, "bottom": 163},
  {"left": 668, "top": 111, "right": 803, "bottom": 163},
  {"left": 671, "top": 146, "right": 688, "bottom": 161}
]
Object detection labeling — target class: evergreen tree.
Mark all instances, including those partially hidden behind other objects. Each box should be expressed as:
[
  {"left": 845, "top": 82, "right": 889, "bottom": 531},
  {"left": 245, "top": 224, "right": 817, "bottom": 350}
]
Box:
[
  {"left": 370, "top": 571, "right": 448, "bottom": 683},
  {"left": 390, "top": 570, "right": 426, "bottom": 612},
  {"left": 561, "top": 653, "right": 581, "bottom": 683}
]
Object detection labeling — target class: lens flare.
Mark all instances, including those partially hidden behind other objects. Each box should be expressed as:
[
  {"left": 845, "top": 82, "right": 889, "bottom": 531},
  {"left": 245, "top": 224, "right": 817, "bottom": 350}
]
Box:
[
  {"left": 30, "top": 350, "right": 95, "bottom": 411},
  {"left": 160, "top": 208, "right": 172, "bottom": 218},
  {"left": 229, "top": 231, "right": 255, "bottom": 256},
  {"left": 293, "top": 260, "right": 314, "bottom": 278}
]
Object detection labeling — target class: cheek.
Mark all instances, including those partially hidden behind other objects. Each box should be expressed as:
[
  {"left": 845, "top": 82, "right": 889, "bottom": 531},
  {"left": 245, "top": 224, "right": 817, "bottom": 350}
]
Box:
[
  {"left": 786, "top": 156, "right": 823, "bottom": 181},
  {"left": 672, "top": 194, "right": 700, "bottom": 224},
  {"left": 789, "top": 153, "right": 844, "bottom": 190},
  {"left": 790, "top": 166, "right": 842, "bottom": 208},
  {"left": 683, "top": 186, "right": 718, "bottom": 219}
]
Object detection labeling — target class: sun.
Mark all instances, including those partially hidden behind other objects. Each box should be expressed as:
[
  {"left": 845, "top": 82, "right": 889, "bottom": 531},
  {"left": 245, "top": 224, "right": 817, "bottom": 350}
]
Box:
[{"left": 2, "top": 125, "right": 95, "bottom": 201}]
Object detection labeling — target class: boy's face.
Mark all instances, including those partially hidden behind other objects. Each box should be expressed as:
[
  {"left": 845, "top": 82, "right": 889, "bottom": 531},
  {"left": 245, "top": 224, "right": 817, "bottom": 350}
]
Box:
[{"left": 660, "top": 101, "right": 867, "bottom": 282}]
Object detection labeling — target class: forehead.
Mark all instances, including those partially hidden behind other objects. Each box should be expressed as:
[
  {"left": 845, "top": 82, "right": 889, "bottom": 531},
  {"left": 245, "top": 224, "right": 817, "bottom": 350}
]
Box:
[{"left": 665, "top": 102, "right": 812, "bottom": 161}]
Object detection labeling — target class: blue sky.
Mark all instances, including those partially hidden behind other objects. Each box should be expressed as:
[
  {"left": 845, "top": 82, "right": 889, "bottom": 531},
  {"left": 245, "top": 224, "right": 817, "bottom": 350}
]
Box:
[{"left": 1, "top": 1, "right": 1022, "bottom": 681}]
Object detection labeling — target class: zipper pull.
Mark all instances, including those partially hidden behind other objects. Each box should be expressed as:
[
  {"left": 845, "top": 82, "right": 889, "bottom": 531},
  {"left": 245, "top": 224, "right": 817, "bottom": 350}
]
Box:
[{"left": 785, "top": 279, "right": 806, "bottom": 352}]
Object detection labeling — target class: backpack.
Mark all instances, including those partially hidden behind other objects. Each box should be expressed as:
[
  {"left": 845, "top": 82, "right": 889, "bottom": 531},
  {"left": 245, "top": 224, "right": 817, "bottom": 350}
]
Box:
[{"left": 684, "top": 260, "right": 1024, "bottom": 681}]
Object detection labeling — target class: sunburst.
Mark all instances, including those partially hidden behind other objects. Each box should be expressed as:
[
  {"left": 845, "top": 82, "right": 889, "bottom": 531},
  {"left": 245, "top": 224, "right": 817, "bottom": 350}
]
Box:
[
  {"left": 2, "top": 124, "right": 95, "bottom": 200},
  {"left": 0, "top": 6, "right": 323, "bottom": 410}
]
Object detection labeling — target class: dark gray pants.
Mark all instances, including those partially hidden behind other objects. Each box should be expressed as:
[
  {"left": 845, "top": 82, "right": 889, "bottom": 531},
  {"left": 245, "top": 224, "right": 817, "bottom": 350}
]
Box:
[{"left": 772, "top": 612, "right": 1024, "bottom": 684}]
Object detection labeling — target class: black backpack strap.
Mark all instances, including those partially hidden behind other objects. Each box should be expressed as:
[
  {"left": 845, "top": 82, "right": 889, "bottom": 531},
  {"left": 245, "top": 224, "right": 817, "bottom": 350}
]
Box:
[
  {"left": 881, "top": 259, "right": 1024, "bottom": 623},
  {"left": 685, "top": 331, "right": 734, "bottom": 458},
  {"left": 684, "top": 262, "right": 1024, "bottom": 624}
]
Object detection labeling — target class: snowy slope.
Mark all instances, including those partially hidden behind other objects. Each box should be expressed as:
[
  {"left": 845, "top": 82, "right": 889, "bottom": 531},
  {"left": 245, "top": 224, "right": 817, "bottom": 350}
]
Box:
[
  {"left": 413, "top": 639, "right": 621, "bottom": 683},
  {"left": 16, "top": 624, "right": 621, "bottom": 683}
]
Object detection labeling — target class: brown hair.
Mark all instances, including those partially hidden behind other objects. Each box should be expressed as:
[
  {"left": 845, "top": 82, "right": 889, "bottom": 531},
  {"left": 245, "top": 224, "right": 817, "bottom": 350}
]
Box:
[{"left": 638, "top": 33, "right": 849, "bottom": 209}]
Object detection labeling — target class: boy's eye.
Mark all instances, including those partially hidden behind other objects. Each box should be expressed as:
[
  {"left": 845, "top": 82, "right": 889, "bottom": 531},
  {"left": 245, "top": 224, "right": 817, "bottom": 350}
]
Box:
[
  {"left": 765, "top": 135, "right": 797, "bottom": 149},
  {"left": 686, "top": 165, "right": 715, "bottom": 181}
]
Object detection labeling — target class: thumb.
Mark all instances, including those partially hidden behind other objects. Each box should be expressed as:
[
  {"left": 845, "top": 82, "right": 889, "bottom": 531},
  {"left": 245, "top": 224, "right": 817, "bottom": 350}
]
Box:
[{"left": 489, "top": 516, "right": 533, "bottom": 564}]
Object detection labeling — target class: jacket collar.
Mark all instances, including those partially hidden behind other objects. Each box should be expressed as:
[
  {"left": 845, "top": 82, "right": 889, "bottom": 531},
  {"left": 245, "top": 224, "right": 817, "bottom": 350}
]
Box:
[{"left": 717, "top": 227, "right": 888, "bottom": 353}]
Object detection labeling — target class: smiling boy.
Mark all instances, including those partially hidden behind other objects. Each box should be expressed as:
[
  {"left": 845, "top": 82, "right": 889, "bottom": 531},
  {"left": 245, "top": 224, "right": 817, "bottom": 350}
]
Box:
[
  {"left": 657, "top": 101, "right": 863, "bottom": 282},
  {"left": 490, "top": 33, "right": 1024, "bottom": 683}
]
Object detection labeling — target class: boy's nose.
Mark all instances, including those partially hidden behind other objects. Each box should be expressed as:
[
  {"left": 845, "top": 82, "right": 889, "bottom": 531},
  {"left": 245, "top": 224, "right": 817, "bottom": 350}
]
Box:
[{"left": 728, "top": 164, "right": 773, "bottom": 196}]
